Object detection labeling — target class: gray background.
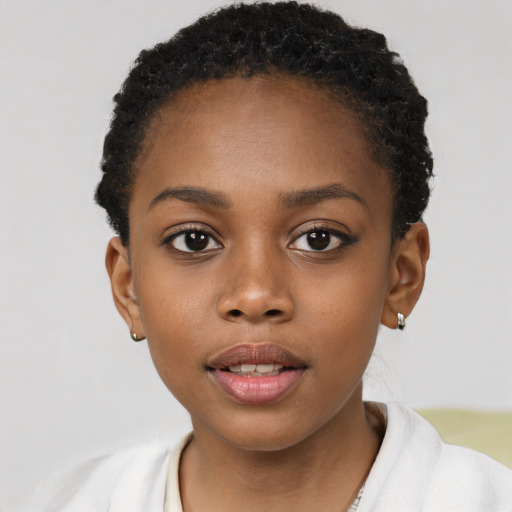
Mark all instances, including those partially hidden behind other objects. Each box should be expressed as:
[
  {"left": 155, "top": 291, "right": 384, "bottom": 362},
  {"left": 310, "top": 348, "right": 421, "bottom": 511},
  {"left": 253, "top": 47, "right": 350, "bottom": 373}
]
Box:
[{"left": 1, "top": 0, "right": 511, "bottom": 508}]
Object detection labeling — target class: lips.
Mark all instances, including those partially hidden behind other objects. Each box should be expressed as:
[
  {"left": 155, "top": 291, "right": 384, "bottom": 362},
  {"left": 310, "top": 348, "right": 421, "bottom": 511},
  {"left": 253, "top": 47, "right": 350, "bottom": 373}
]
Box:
[
  {"left": 207, "top": 343, "right": 307, "bottom": 404},
  {"left": 208, "top": 343, "right": 307, "bottom": 369}
]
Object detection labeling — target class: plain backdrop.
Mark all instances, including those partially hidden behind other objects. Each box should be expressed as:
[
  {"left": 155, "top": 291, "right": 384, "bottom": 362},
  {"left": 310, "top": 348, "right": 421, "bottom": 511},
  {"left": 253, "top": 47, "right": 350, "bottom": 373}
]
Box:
[{"left": 1, "top": 0, "right": 511, "bottom": 507}]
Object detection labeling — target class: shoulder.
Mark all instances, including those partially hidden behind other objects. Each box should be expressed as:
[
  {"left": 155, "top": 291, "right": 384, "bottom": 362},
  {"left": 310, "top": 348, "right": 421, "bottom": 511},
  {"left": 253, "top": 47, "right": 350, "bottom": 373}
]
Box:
[
  {"left": 360, "top": 402, "right": 512, "bottom": 512},
  {"left": 19, "top": 436, "right": 189, "bottom": 512},
  {"left": 388, "top": 402, "right": 512, "bottom": 510},
  {"left": 425, "top": 442, "right": 512, "bottom": 511}
]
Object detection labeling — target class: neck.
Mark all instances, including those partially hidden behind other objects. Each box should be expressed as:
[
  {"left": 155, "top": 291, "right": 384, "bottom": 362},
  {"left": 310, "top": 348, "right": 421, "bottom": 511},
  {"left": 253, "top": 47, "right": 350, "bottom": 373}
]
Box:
[{"left": 180, "top": 389, "right": 383, "bottom": 512}]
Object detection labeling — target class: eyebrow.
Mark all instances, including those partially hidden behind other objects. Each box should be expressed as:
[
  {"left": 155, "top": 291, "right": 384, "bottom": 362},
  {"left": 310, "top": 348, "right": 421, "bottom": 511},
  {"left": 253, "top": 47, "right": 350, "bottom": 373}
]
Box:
[
  {"left": 148, "top": 182, "right": 367, "bottom": 211},
  {"left": 149, "top": 186, "right": 232, "bottom": 210},
  {"left": 280, "top": 183, "right": 368, "bottom": 210}
]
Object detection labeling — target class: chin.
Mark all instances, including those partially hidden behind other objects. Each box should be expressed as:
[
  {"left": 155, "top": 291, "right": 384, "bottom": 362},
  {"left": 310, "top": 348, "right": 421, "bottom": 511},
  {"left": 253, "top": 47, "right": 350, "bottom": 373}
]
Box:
[
  {"left": 196, "top": 408, "right": 326, "bottom": 454},
  {"left": 224, "top": 429, "right": 310, "bottom": 453}
]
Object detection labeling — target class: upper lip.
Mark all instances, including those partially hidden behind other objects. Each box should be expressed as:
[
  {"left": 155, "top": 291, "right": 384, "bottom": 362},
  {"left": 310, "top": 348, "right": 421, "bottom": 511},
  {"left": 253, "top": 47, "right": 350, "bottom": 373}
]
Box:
[{"left": 207, "top": 343, "right": 307, "bottom": 369}]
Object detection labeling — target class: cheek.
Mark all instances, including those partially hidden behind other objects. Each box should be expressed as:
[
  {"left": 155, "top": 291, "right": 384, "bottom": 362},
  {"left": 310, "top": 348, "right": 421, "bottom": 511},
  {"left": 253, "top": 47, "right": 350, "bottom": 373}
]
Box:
[
  {"left": 296, "top": 257, "right": 389, "bottom": 364},
  {"left": 299, "top": 255, "right": 389, "bottom": 323},
  {"left": 135, "top": 261, "right": 218, "bottom": 371}
]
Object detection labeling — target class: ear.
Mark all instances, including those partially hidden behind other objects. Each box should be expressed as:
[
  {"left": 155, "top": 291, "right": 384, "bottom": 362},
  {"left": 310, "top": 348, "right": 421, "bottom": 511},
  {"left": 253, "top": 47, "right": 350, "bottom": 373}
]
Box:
[
  {"left": 105, "top": 237, "right": 145, "bottom": 339},
  {"left": 381, "top": 222, "right": 430, "bottom": 329}
]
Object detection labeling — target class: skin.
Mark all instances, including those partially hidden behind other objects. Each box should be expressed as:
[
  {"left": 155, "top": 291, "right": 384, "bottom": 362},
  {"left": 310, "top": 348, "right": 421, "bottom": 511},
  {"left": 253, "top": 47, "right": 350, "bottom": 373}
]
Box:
[{"left": 106, "top": 75, "right": 429, "bottom": 512}]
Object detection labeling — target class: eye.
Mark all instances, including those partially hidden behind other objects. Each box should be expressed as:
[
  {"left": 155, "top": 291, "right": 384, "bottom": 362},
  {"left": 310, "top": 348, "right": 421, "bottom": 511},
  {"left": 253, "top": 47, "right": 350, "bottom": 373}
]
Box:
[
  {"left": 166, "top": 229, "right": 222, "bottom": 253},
  {"left": 290, "top": 228, "right": 354, "bottom": 252}
]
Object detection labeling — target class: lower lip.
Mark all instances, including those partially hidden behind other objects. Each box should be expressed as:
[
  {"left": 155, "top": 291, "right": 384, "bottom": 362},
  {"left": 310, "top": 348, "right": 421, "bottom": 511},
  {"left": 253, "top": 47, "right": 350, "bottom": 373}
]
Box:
[{"left": 209, "top": 369, "right": 304, "bottom": 405}]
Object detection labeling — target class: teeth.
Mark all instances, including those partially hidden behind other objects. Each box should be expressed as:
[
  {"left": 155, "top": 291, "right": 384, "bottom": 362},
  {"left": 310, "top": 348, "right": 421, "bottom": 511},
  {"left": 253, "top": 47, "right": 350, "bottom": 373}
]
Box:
[
  {"left": 228, "top": 363, "right": 285, "bottom": 375},
  {"left": 255, "top": 363, "right": 277, "bottom": 373}
]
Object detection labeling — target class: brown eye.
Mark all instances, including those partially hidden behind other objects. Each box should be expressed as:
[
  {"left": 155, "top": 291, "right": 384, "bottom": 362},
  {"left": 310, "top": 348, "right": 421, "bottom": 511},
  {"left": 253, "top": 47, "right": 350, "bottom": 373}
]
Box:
[
  {"left": 168, "top": 230, "right": 221, "bottom": 253},
  {"left": 292, "top": 229, "right": 341, "bottom": 252},
  {"left": 306, "top": 231, "right": 331, "bottom": 251},
  {"left": 290, "top": 227, "right": 357, "bottom": 253},
  {"left": 184, "top": 231, "right": 209, "bottom": 251}
]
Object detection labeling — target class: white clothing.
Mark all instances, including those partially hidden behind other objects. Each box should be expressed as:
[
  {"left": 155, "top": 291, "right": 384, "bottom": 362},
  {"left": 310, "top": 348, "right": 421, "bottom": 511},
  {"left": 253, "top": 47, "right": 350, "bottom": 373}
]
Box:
[{"left": 20, "top": 402, "right": 512, "bottom": 511}]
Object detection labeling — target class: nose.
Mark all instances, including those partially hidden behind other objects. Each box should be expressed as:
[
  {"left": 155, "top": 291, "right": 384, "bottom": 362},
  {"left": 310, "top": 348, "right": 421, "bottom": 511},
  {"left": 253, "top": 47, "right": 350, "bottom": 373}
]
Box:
[{"left": 217, "top": 246, "right": 295, "bottom": 324}]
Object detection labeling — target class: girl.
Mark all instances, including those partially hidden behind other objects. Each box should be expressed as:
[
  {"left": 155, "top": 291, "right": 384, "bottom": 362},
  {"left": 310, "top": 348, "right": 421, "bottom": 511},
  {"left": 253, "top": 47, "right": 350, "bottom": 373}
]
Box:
[{"left": 21, "top": 2, "right": 512, "bottom": 511}]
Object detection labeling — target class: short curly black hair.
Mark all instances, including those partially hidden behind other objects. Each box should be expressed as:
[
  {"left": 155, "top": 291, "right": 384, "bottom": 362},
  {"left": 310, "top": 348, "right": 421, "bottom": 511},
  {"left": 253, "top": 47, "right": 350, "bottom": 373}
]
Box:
[{"left": 95, "top": 1, "right": 433, "bottom": 245}]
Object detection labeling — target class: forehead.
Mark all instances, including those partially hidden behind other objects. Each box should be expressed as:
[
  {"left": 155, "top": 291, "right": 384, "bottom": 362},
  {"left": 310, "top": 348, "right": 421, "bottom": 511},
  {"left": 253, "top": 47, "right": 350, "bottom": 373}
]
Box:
[{"left": 133, "top": 75, "right": 392, "bottom": 218}]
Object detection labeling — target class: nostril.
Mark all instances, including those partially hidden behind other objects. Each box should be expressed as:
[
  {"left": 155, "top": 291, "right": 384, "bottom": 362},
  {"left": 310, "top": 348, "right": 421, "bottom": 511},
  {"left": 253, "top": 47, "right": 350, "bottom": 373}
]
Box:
[{"left": 224, "top": 308, "right": 285, "bottom": 320}]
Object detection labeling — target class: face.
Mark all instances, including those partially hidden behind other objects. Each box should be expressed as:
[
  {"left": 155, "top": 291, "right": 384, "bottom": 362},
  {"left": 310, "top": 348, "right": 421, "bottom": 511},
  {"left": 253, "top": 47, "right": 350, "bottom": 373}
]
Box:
[{"left": 108, "top": 75, "right": 426, "bottom": 451}]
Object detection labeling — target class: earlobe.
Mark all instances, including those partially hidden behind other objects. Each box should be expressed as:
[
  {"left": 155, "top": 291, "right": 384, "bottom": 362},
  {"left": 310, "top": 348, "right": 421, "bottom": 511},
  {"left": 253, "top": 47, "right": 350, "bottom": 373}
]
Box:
[
  {"left": 381, "top": 222, "right": 430, "bottom": 330},
  {"left": 105, "top": 237, "right": 145, "bottom": 339}
]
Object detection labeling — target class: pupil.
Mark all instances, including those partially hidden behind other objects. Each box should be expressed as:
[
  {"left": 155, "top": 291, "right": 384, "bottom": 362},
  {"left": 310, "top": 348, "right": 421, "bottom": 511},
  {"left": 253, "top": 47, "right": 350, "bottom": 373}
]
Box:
[
  {"left": 185, "top": 231, "right": 209, "bottom": 251},
  {"left": 307, "top": 231, "right": 330, "bottom": 250}
]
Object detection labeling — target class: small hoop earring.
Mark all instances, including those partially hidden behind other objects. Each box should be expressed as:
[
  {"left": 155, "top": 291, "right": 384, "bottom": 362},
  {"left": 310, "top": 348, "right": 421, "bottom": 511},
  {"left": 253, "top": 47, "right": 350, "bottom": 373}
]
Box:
[
  {"left": 397, "top": 312, "right": 406, "bottom": 330},
  {"left": 131, "top": 332, "right": 142, "bottom": 342}
]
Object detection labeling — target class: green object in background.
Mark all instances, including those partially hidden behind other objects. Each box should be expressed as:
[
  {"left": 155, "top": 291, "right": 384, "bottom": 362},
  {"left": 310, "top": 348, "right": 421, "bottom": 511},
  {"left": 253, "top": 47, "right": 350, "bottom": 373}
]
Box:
[{"left": 417, "top": 409, "right": 512, "bottom": 468}]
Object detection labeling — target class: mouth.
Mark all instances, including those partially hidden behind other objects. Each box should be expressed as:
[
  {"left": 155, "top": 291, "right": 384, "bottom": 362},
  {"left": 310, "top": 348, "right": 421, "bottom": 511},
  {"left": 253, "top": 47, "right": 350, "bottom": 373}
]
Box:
[
  {"left": 207, "top": 343, "right": 307, "bottom": 404},
  {"left": 222, "top": 362, "right": 291, "bottom": 377},
  {"left": 208, "top": 342, "right": 307, "bottom": 370}
]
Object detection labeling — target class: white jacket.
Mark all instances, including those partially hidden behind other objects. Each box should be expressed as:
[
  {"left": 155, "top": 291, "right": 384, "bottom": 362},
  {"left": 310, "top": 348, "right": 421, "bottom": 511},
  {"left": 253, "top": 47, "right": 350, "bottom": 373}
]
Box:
[{"left": 20, "top": 402, "right": 512, "bottom": 512}]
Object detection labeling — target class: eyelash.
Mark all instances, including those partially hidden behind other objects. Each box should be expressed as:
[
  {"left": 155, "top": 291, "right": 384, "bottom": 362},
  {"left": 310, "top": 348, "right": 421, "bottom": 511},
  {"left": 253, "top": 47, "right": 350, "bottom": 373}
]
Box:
[
  {"left": 161, "top": 223, "right": 357, "bottom": 255},
  {"left": 162, "top": 225, "right": 222, "bottom": 254},
  {"left": 289, "top": 224, "right": 357, "bottom": 254}
]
